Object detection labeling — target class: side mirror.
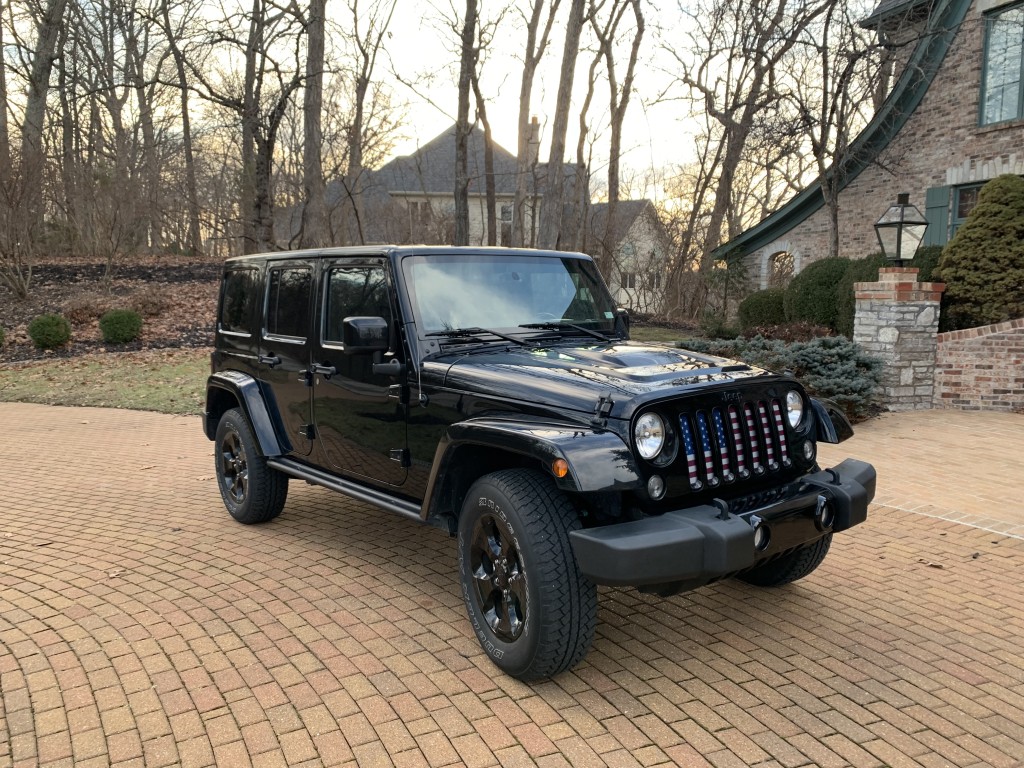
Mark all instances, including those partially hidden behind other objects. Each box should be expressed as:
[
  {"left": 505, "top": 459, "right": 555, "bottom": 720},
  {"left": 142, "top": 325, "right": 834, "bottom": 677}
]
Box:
[
  {"left": 615, "top": 308, "right": 631, "bottom": 339},
  {"left": 342, "top": 316, "right": 389, "bottom": 354}
]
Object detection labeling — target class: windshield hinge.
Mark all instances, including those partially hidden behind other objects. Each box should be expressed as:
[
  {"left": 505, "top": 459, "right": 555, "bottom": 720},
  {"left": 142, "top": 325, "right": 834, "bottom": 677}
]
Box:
[{"left": 593, "top": 393, "right": 614, "bottom": 425}]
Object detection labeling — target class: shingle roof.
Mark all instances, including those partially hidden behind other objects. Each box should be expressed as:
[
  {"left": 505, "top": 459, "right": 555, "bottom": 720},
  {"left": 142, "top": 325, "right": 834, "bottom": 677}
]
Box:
[
  {"left": 588, "top": 200, "right": 651, "bottom": 245},
  {"left": 373, "top": 124, "right": 522, "bottom": 196}
]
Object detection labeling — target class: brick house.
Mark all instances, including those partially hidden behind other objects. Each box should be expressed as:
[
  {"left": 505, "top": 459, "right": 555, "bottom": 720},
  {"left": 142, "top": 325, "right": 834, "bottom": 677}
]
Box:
[
  {"left": 586, "top": 200, "right": 671, "bottom": 314},
  {"left": 718, "top": 0, "right": 1024, "bottom": 288}
]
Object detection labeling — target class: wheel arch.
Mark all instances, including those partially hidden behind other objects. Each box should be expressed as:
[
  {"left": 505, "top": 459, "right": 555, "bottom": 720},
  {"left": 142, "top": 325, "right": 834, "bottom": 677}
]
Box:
[
  {"left": 204, "top": 371, "right": 285, "bottom": 457},
  {"left": 420, "top": 418, "right": 642, "bottom": 527}
]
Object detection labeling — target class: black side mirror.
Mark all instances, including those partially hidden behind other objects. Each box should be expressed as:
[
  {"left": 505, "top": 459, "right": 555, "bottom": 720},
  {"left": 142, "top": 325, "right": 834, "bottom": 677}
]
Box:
[
  {"left": 342, "top": 316, "right": 389, "bottom": 354},
  {"left": 615, "top": 308, "right": 631, "bottom": 339}
]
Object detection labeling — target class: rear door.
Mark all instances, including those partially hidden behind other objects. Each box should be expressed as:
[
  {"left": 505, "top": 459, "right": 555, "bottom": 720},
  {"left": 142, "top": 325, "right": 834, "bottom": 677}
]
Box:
[
  {"left": 311, "top": 258, "right": 408, "bottom": 487},
  {"left": 258, "top": 259, "right": 315, "bottom": 457}
]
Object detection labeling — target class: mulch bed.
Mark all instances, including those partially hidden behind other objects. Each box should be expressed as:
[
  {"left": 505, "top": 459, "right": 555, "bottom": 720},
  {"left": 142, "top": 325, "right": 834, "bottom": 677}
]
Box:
[{"left": 1, "top": 258, "right": 222, "bottom": 364}]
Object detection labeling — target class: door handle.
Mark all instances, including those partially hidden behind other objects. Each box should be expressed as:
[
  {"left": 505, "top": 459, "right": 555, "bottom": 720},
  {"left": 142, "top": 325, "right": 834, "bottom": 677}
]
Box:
[
  {"left": 311, "top": 363, "right": 337, "bottom": 379},
  {"left": 258, "top": 355, "right": 281, "bottom": 368}
]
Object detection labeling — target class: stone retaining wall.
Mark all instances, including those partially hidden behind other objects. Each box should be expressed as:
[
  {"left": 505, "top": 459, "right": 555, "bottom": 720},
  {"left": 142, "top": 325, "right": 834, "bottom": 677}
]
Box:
[{"left": 933, "top": 319, "right": 1024, "bottom": 412}]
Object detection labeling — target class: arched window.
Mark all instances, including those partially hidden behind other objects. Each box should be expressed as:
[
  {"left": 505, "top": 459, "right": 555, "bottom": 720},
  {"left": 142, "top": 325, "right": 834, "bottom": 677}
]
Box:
[{"left": 767, "top": 251, "right": 794, "bottom": 287}]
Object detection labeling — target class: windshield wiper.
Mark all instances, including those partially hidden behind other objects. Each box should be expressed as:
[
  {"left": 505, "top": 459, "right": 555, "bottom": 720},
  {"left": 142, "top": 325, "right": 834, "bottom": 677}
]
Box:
[
  {"left": 519, "top": 322, "right": 610, "bottom": 342},
  {"left": 425, "top": 327, "right": 532, "bottom": 346}
]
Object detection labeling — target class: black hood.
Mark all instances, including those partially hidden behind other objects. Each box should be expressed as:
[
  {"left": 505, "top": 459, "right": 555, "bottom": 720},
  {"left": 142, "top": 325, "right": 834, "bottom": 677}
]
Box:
[{"left": 428, "top": 341, "right": 772, "bottom": 419}]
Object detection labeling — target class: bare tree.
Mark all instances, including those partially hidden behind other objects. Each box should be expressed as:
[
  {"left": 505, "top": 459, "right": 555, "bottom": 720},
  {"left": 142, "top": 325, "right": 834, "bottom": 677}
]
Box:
[
  {"left": 299, "top": 0, "right": 328, "bottom": 247},
  {"left": 511, "top": 0, "right": 561, "bottom": 246},
  {"left": 454, "top": 0, "right": 478, "bottom": 246},
  {"left": 535, "top": 0, "right": 586, "bottom": 249}
]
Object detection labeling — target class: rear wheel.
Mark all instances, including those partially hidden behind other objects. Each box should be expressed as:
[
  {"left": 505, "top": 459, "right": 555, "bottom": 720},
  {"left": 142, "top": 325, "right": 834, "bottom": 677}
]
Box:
[
  {"left": 215, "top": 408, "right": 288, "bottom": 524},
  {"left": 458, "top": 469, "right": 596, "bottom": 680},
  {"left": 738, "top": 533, "right": 832, "bottom": 587}
]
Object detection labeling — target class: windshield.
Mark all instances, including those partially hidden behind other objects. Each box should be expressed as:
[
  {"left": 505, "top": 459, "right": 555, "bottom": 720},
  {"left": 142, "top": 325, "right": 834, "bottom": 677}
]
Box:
[{"left": 401, "top": 253, "right": 618, "bottom": 335}]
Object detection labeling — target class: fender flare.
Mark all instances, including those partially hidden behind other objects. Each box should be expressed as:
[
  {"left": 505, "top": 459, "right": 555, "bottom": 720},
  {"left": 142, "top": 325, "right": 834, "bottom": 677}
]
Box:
[
  {"left": 420, "top": 418, "right": 642, "bottom": 521},
  {"left": 204, "top": 371, "right": 285, "bottom": 457},
  {"left": 811, "top": 397, "right": 854, "bottom": 444}
]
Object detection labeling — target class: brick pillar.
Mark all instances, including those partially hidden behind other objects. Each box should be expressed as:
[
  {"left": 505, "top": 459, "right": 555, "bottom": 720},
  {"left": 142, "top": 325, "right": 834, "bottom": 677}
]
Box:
[{"left": 853, "top": 267, "right": 946, "bottom": 411}]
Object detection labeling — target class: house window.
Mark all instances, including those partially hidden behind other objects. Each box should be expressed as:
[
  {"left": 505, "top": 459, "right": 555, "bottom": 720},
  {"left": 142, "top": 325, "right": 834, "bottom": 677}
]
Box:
[
  {"left": 621, "top": 272, "right": 637, "bottom": 290},
  {"left": 767, "top": 251, "right": 794, "bottom": 287},
  {"left": 981, "top": 2, "right": 1024, "bottom": 125},
  {"left": 952, "top": 184, "right": 984, "bottom": 234},
  {"left": 408, "top": 201, "right": 432, "bottom": 228}
]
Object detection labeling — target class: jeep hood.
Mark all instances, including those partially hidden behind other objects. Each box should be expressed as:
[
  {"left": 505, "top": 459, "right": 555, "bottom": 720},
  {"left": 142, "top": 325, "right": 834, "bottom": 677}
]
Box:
[{"left": 429, "top": 342, "right": 771, "bottom": 419}]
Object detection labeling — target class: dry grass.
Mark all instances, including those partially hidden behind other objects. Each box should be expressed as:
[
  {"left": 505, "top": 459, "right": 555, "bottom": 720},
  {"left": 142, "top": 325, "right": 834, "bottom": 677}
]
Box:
[{"left": 0, "top": 348, "right": 208, "bottom": 415}]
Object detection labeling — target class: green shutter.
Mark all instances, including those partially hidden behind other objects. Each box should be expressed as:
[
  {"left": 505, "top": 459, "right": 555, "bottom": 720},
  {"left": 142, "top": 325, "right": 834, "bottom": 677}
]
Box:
[{"left": 923, "top": 186, "right": 950, "bottom": 246}]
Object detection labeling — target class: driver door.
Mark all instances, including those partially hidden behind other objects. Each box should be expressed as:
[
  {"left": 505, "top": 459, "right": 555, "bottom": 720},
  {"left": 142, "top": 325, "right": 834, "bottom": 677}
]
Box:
[{"left": 311, "top": 260, "right": 408, "bottom": 488}]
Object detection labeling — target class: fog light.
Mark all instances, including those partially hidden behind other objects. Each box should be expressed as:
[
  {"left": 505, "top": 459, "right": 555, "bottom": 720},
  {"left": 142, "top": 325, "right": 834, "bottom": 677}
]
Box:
[
  {"left": 803, "top": 442, "right": 815, "bottom": 462},
  {"left": 647, "top": 475, "right": 666, "bottom": 501},
  {"left": 752, "top": 518, "right": 771, "bottom": 551},
  {"left": 814, "top": 495, "right": 835, "bottom": 530}
]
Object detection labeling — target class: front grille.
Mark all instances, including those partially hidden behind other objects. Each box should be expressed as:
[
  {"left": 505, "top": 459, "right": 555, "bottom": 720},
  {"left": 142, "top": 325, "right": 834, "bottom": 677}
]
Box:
[{"left": 678, "top": 399, "right": 792, "bottom": 492}]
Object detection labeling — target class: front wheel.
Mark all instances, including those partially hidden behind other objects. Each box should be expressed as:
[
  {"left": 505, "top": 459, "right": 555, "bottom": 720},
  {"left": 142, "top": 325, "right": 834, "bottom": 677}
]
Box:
[
  {"left": 458, "top": 469, "right": 596, "bottom": 680},
  {"left": 215, "top": 408, "right": 288, "bottom": 524},
  {"left": 738, "top": 533, "right": 832, "bottom": 587}
]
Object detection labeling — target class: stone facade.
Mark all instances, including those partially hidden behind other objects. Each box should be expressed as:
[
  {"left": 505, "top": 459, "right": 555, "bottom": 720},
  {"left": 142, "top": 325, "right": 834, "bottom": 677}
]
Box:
[
  {"left": 934, "top": 319, "right": 1024, "bottom": 411},
  {"left": 854, "top": 268, "right": 945, "bottom": 410},
  {"left": 748, "top": 0, "right": 1024, "bottom": 281}
]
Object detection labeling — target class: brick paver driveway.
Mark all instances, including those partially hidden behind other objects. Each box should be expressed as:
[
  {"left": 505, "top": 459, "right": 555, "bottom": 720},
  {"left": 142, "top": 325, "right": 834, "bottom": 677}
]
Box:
[{"left": 2, "top": 402, "right": 1023, "bottom": 768}]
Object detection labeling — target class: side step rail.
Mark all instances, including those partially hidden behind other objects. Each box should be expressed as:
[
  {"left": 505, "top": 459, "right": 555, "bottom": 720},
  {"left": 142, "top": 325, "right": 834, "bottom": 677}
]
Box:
[{"left": 267, "top": 458, "right": 423, "bottom": 523}]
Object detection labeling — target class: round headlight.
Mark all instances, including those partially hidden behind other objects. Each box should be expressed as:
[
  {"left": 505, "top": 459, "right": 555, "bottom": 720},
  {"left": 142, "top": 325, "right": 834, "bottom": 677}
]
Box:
[
  {"left": 786, "top": 390, "right": 805, "bottom": 428},
  {"left": 634, "top": 413, "right": 666, "bottom": 460}
]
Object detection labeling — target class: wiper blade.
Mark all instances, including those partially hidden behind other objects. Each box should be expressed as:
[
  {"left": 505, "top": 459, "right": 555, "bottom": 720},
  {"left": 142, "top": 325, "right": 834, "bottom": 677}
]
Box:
[
  {"left": 519, "top": 322, "right": 610, "bottom": 342},
  {"left": 425, "top": 327, "right": 532, "bottom": 346}
]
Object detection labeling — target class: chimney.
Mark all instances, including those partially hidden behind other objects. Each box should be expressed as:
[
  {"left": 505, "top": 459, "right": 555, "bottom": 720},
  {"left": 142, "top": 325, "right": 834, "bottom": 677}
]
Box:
[{"left": 528, "top": 115, "right": 540, "bottom": 166}]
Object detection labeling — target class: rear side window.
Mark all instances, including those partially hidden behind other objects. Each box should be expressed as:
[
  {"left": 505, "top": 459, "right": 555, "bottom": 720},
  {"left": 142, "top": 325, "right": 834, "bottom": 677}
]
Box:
[
  {"left": 265, "top": 267, "right": 312, "bottom": 339},
  {"left": 219, "top": 268, "right": 258, "bottom": 335}
]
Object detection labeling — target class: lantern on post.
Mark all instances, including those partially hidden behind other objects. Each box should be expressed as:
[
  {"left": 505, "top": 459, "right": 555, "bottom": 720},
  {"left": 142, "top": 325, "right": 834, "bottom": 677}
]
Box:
[{"left": 874, "top": 193, "right": 928, "bottom": 267}]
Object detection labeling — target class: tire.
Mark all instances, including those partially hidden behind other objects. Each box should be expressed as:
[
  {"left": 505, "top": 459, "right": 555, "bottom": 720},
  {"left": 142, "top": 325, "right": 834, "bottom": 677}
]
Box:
[
  {"left": 738, "top": 533, "right": 832, "bottom": 587},
  {"left": 215, "top": 408, "right": 288, "bottom": 524},
  {"left": 458, "top": 469, "right": 597, "bottom": 680}
]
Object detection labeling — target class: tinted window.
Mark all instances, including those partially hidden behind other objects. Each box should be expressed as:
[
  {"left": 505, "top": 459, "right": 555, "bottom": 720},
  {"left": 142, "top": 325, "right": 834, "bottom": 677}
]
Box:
[
  {"left": 266, "top": 267, "right": 312, "bottom": 338},
  {"left": 324, "top": 266, "right": 391, "bottom": 344},
  {"left": 219, "top": 269, "right": 258, "bottom": 334}
]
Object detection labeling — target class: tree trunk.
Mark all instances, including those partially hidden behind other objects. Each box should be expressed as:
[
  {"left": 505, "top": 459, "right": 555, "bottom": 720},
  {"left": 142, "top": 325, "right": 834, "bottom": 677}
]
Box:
[
  {"left": 535, "top": 0, "right": 585, "bottom": 250},
  {"left": 512, "top": 0, "right": 560, "bottom": 247},
  {"left": 0, "top": 7, "right": 9, "bottom": 175},
  {"left": 471, "top": 73, "right": 497, "bottom": 246},
  {"left": 454, "top": 0, "right": 478, "bottom": 246},
  {"left": 300, "top": 0, "right": 328, "bottom": 248},
  {"left": 22, "top": 0, "right": 69, "bottom": 218}
]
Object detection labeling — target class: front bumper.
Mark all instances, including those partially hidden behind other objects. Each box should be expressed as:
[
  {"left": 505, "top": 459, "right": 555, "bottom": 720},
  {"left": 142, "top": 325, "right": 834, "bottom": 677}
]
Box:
[{"left": 569, "top": 458, "right": 875, "bottom": 589}]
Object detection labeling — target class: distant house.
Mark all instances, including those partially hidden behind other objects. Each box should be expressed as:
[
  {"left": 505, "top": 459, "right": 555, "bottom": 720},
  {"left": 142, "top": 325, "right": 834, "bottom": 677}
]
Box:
[
  {"left": 586, "top": 200, "right": 671, "bottom": 314},
  {"left": 718, "top": 0, "right": 1024, "bottom": 286},
  {"left": 346, "top": 121, "right": 587, "bottom": 248}
]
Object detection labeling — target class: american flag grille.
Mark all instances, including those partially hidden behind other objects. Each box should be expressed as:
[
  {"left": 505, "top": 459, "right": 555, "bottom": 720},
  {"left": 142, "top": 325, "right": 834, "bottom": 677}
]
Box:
[{"left": 678, "top": 399, "right": 792, "bottom": 492}]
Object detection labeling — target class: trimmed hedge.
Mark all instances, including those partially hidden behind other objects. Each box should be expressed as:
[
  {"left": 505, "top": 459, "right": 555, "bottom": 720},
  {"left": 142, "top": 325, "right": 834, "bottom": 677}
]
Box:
[
  {"left": 99, "top": 309, "right": 143, "bottom": 344},
  {"left": 28, "top": 314, "right": 72, "bottom": 350},
  {"left": 835, "top": 253, "right": 887, "bottom": 338},
  {"left": 738, "top": 288, "right": 786, "bottom": 331},
  {"left": 783, "top": 256, "right": 851, "bottom": 329},
  {"left": 679, "top": 335, "right": 883, "bottom": 422}
]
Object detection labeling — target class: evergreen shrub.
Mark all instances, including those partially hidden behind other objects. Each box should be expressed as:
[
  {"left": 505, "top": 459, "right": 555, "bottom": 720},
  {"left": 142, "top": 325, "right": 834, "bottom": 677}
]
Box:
[
  {"left": 910, "top": 244, "right": 944, "bottom": 283},
  {"left": 0, "top": 325, "right": 5, "bottom": 346},
  {"left": 937, "top": 174, "right": 1024, "bottom": 330},
  {"left": 99, "top": 309, "right": 143, "bottom": 344},
  {"left": 680, "top": 335, "right": 882, "bottom": 422},
  {"left": 783, "top": 256, "right": 851, "bottom": 330},
  {"left": 28, "top": 314, "right": 72, "bottom": 350},
  {"left": 738, "top": 288, "right": 786, "bottom": 331}
]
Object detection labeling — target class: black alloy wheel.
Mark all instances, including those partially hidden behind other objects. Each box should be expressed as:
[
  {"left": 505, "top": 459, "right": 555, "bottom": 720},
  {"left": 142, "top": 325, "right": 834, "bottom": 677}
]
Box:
[
  {"left": 220, "top": 429, "right": 248, "bottom": 504},
  {"left": 214, "top": 408, "right": 288, "bottom": 524},
  {"left": 468, "top": 512, "right": 527, "bottom": 642}
]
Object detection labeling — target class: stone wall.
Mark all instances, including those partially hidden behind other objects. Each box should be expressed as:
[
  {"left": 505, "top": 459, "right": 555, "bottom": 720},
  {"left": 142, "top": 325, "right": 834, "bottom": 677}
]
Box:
[
  {"left": 750, "top": 0, "right": 1024, "bottom": 279},
  {"left": 854, "top": 268, "right": 944, "bottom": 411},
  {"left": 933, "top": 319, "right": 1024, "bottom": 411}
]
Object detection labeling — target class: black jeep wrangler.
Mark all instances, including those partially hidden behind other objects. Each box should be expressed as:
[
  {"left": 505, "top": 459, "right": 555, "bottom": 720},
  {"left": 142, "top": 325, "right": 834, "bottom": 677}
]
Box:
[{"left": 204, "top": 246, "right": 875, "bottom": 680}]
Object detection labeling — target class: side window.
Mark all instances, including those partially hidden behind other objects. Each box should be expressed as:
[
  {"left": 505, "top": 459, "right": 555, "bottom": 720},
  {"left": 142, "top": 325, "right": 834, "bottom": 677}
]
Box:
[
  {"left": 324, "top": 266, "right": 391, "bottom": 345},
  {"left": 219, "top": 268, "right": 258, "bottom": 335},
  {"left": 981, "top": 3, "right": 1024, "bottom": 125},
  {"left": 265, "top": 267, "right": 312, "bottom": 339}
]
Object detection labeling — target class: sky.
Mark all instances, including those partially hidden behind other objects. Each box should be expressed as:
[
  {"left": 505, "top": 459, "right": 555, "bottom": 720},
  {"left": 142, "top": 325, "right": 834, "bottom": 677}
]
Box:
[{"left": 374, "top": 1, "right": 692, "bottom": 197}]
